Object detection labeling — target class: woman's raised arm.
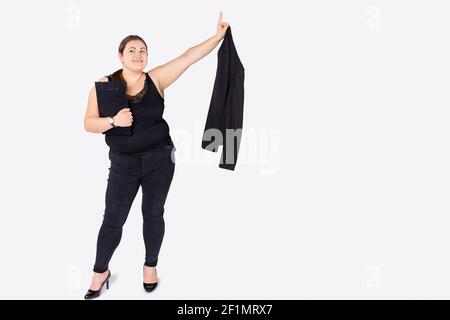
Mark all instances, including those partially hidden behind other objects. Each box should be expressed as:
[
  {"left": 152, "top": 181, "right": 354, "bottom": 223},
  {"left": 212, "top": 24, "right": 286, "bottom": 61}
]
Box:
[{"left": 152, "top": 12, "right": 230, "bottom": 92}]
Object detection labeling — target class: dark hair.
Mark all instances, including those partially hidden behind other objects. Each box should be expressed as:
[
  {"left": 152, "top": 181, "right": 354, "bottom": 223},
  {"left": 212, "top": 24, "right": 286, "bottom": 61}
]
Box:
[
  {"left": 110, "top": 35, "right": 148, "bottom": 88},
  {"left": 118, "top": 35, "right": 148, "bottom": 54}
]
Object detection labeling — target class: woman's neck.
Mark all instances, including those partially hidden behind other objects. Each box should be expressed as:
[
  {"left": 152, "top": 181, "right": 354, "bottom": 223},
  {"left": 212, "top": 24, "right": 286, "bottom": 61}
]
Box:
[{"left": 121, "top": 68, "right": 143, "bottom": 84}]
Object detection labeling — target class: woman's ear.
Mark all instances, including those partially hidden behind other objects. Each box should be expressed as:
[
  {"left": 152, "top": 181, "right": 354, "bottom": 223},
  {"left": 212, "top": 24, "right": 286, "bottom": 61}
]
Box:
[{"left": 118, "top": 53, "right": 123, "bottom": 63}]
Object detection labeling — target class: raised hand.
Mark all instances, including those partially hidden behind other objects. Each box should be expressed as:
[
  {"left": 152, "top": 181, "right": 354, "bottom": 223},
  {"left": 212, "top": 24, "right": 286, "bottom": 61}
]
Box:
[{"left": 216, "top": 11, "right": 230, "bottom": 40}]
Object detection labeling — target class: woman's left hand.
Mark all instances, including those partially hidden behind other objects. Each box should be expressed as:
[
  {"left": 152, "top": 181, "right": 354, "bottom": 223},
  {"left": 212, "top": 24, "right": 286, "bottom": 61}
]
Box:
[{"left": 216, "top": 11, "right": 230, "bottom": 40}]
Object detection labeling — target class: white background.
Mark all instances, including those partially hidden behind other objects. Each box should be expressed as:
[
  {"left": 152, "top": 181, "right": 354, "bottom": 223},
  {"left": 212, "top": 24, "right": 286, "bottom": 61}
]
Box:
[{"left": 0, "top": 0, "right": 449, "bottom": 299}]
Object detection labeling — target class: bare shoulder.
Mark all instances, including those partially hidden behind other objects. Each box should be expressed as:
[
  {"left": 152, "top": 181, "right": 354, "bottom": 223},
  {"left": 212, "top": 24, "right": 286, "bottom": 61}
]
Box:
[
  {"left": 97, "top": 76, "right": 109, "bottom": 82},
  {"left": 88, "top": 76, "right": 108, "bottom": 95},
  {"left": 147, "top": 67, "right": 161, "bottom": 84},
  {"left": 147, "top": 68, "right": 165, "bottom": 100},
  {"left": 85, "top": 76, "right": 109, "bottom": 119}
]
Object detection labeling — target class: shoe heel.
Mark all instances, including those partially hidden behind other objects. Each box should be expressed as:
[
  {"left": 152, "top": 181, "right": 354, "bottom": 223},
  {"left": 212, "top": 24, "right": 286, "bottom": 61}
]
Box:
[{"left": 84, "top": 270, "right": 111, "bottom": 300}]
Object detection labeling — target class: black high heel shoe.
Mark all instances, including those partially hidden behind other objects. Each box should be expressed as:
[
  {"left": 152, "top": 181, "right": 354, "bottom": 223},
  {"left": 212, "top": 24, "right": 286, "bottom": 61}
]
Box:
[
  {"left": 143, "top": 266, "right": 158, "bottom": 292},
  {"left": 84, "top": 270, "right": 111, "bottom": 300}
]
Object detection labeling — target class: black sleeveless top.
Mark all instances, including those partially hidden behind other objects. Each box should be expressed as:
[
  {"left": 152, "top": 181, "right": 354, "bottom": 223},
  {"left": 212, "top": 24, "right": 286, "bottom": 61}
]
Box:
[{"left": 105, "top": 72, "right": 172, "bottom": 155}]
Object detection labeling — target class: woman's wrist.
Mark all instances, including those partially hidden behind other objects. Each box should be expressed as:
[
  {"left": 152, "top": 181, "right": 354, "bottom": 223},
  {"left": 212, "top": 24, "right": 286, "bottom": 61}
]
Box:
[
  {"left": 107, "top": 116, "right": 116, "bottom": 128},
  {"left": 214, "top": 33, "right": 223, "bottom": 42}
]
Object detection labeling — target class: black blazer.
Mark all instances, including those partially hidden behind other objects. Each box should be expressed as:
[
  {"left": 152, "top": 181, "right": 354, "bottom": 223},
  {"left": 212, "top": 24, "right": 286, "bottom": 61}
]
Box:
[{"left": 202, "top": 26, "right": 245, "bottom": 170}]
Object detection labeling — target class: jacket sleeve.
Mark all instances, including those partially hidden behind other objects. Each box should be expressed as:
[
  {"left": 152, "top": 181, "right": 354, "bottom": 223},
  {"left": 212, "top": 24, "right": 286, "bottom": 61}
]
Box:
[
  {"left": 201, "top": 31, "right": 230, "bottom": 152},
  {"left": 219, "top": 69, "right": 245, "bottom": 170}
]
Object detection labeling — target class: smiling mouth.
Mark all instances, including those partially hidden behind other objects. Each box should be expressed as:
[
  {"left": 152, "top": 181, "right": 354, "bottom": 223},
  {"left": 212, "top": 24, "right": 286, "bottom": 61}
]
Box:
[{"left": 133, "top": 60, "right": 143, "bottom": 63}]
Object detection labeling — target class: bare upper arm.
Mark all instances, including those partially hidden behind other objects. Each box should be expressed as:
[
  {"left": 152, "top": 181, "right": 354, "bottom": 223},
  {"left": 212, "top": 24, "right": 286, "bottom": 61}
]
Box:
[
  {"left": 84, "top": 76, "right": 108, "bottom": 120},
  {"left": 150, "top": 51, "right": 193, "bottom": 92}
]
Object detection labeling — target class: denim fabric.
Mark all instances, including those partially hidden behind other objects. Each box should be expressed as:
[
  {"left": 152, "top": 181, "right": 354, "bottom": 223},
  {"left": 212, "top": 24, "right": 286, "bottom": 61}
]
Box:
[{"left": 93, "top": 140, "right": 176, "bottom": 273}]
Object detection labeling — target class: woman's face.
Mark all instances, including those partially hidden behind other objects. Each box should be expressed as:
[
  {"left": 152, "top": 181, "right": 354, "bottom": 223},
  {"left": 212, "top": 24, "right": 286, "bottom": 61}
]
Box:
[{"left": 119, "top": 40, "right": 148, "bottom": 71}]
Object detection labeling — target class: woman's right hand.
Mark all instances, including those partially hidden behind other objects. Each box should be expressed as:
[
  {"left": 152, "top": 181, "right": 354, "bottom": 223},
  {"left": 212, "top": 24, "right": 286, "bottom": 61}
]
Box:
[{"left": 113, "top": 107, "right": 133, "bottom": 127}]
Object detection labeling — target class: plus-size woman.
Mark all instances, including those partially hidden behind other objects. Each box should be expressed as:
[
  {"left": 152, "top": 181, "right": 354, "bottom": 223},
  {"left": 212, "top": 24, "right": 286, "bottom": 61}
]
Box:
[{"left": 83, "top": 13, "right": 229, "bottom": 299}]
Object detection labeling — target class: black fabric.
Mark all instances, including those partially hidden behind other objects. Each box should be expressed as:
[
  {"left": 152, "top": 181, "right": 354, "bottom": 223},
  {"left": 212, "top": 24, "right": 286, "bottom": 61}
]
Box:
[
  {"left": 104, "top": 72, "right": 172, "bottom": 155},
  {"left": 201, "top": 27, "right": 245, "bottom": 170},
  {"left": 93, "top": 141, "right": 176, "bottom": 273}
]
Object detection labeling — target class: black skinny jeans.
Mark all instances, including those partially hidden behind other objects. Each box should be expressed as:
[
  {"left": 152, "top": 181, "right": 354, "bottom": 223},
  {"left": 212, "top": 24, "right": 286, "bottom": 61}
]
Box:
[{"left": 93, "top": 140, "right": 176, "bottom": 273}]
